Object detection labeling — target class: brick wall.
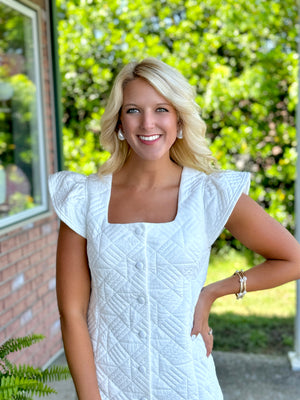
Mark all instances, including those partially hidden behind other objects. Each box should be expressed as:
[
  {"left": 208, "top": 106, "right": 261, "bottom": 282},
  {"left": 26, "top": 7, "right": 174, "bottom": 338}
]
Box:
[
  {"left": 0, "top": 217, "right": 61, "bottom": 366},
  {"left": 0, "top": 0, "right": 62, "bottom": 367}
]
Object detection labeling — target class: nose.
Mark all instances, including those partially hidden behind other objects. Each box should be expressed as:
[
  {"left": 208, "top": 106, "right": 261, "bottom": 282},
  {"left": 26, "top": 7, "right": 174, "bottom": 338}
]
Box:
[{"left": 141, "top": 110, "right": 155, "bottom": 131}]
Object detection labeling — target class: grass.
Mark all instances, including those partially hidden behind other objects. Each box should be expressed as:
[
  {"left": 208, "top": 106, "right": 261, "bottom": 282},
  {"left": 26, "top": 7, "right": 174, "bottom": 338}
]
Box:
[{"left": 206, "top": 249, "right": 296, "bottom": 355}]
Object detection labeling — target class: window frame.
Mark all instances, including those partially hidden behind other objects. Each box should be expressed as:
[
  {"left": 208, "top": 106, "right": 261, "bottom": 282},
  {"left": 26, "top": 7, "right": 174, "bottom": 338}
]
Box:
[{"left": 0, "top": 0, "right": 48, "bottom": 230}]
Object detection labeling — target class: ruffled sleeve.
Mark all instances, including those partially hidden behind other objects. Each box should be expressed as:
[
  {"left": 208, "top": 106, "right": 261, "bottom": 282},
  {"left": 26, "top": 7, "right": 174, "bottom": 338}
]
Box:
[
  {"left": 48, "top": 171, "right": 87, "bottom": 238},
  {"left": 204, "top": 171, "right": 251, "bottom": 246}
]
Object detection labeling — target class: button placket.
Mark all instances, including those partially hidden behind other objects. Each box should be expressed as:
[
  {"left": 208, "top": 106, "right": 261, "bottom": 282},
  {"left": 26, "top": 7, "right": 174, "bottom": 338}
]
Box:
[{"left": 132, "top": 224, "right": 149, "bottom": 400}]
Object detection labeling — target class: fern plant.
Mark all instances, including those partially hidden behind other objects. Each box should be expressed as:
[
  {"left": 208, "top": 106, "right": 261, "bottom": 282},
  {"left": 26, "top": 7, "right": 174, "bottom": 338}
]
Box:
[{"left": 0, "top": 334, "right": 71, "bottom": 399}]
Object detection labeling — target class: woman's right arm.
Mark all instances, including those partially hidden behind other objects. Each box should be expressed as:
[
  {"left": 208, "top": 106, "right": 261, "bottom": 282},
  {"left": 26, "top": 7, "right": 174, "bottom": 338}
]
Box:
[{"left": 56, "top": 221, "right": 102, "bottom": 400}]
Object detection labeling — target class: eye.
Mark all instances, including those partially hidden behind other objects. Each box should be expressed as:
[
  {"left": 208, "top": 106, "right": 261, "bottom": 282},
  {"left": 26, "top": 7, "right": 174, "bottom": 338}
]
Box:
[
  {"left": 156, "top": 107, "right": 169, "bottom": 112},
  {"left": 126, "top": 108, "right": 139, "bottom": 114}
]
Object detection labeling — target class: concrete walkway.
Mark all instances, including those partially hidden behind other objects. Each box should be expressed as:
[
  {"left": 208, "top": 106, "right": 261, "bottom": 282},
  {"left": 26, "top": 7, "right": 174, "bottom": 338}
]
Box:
[
  {"left": 214, "top": 351, "right": 300, "bottom": 400},
  {"left": 46, "top": 351, "right": 300, "bottom": 399}
]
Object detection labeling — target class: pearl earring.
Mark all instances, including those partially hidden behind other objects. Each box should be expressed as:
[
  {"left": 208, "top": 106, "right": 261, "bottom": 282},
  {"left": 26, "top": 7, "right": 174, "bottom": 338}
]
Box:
[
  {"left": 177, "top": 129, "right": 183, "bottom": 139},
  {"left": 118, "top": 129, "right": 125, "bottom": 141}
]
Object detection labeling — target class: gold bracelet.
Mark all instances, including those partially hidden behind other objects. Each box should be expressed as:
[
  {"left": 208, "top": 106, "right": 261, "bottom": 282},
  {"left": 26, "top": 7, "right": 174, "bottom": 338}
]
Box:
[{"left": 233, "top": 270, "right": 247, "bottom": 299}]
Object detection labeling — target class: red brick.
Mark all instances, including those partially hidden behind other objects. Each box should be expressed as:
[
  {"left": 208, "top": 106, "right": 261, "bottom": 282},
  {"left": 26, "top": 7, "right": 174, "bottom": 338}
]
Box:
[
  {"left": 37, "top": 283, "right": 48, "bottom": 298},
  {"left": 1, "top": 237, "right": 17, "bottom": 253},
  {"left": 21, "top": 241, "right": 36, "bottom": 256},
  {"left": 32, "top": 299, "right": 43, "bottom": 315},
  {"left": 8, "top": 248, "right": 23, "bottom": 264},
  {"left": 0, "top": 253, "right": 9, "bottom": 269},
  {"left": 13, "top": 281, "right": 32, "bottom": 302},
  {"left": 25, "top": 291, "right": 37, "bottom": 308},
  {"left": 15, "top": 257, "right": 29, "bottom": 271},
  {"left": 30, "top": 251, "right": 43, "bottom": 266},
  {"left": 12, "top": 301, "right": 27, "bottom": 319},
  {"left": 16, "top": 232, "right": 29, "bottom": 247},
  {"left": 2, "top": 265, "right": 17, "bottom": 281},
  {"left": 0, "top": 309, "right": 13, "bottom": 327},
  {"left": 24, "top": 265, "right": 35, "bottom": 281},
  {"left": 0, "top": 281, "right": 11, "bottom": 299},
  {"left": 28, "top": 227, "right": 41, "bottom": 241},
  {"left": 5, "top": 319, "right": 20, "bottom": 337}
]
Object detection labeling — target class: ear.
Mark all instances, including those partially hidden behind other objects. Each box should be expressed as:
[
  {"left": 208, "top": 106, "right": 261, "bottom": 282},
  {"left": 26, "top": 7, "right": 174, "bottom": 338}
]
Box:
[
  {"left": 116, "top": 120, "right": 122, "bottom": 132},
  {"left": 177, "top": 118, "right": 183, "bottom": 130}
]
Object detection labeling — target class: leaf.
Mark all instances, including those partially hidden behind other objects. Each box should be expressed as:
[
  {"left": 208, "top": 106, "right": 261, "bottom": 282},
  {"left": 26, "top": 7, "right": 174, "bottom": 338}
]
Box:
[{"left": 0, "top": 335, "right": 44, "bottom": 360}]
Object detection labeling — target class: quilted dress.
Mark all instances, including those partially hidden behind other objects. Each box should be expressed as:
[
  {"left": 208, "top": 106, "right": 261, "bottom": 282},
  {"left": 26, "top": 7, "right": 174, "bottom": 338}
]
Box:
[{"left": 49, "top": 167, "right": 250, "bottom": 400}]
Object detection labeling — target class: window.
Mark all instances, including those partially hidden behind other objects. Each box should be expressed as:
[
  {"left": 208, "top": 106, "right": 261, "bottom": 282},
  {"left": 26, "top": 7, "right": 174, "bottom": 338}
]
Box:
[{"left": 0, "top": 0, "right": 48, "bottom": 228}]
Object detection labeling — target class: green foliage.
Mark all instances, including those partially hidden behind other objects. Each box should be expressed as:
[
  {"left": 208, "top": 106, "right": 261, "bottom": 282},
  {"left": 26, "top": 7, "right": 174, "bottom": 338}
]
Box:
[
  {"left": 57, "top": 0, "right": 298, "bottom": 250},
  {"left": 0, "top": 334, "right": 71, "bottom": 400},
  {"left": 211, "top": 312, "right": 294, "bottom": 355}
]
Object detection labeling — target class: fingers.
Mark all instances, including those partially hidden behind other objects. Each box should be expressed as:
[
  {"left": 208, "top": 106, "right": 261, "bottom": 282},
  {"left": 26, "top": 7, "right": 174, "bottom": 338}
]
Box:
[
  {"left": 191, "top": 327, "right": 214, "bottom": 357},
  {"left": 205, "top": 329, "right": 214, "bottom": 357},
  {"left": 203, "top": 327, "right": 214, "bottom": 357}
]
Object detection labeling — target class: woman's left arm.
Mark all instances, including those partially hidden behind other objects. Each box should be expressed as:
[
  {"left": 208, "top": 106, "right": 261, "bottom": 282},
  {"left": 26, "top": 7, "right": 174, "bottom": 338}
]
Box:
[
  {"left": 225, "top": 193, "right": 300, "bottom": 290},
  {"left": 192, "top": 193, "right": 300, "bottom": 356}
]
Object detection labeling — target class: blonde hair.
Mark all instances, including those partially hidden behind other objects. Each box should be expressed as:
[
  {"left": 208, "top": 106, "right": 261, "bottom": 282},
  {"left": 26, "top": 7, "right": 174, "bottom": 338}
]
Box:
[{"left": 99, "top": 58, "right": 217, "bottom": 175}]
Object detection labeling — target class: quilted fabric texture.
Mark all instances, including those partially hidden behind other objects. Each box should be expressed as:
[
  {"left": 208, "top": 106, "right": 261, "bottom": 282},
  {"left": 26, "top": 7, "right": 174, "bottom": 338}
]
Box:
[{"left": 49, "top": 167, "right": 251, "bottom": 400}]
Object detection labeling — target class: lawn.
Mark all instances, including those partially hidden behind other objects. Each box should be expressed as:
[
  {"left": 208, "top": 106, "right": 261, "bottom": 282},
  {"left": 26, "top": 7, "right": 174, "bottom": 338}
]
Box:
[{"left": 206, "top": 249, "right": 297, "bottom": 355}]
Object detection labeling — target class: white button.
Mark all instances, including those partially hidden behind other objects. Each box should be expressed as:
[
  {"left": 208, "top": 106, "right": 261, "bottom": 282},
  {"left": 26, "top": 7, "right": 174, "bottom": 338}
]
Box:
[
  {"left": 135, "top": 262, "right": 144, "bottom": 270},
  {"left": 137, "top": 296, "right": 145, "bottom": 304},
  {"left": 138, "top": 330, "right": 146, "bottom": 339},
  {"left": 138, "top": 366, "right": 146, "bottom": 374},
  {"left": 135, "top": 227, "right": 143, "bottom": 235}
]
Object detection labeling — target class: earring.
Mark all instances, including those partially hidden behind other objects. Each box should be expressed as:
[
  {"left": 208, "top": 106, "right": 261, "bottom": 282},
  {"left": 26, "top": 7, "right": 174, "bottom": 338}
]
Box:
[
  {"left": 117, "top": 129, "right": 125, "bottom": 141},
  {"left": 177, "top": 129, "right": 183, "bottom": 139}
]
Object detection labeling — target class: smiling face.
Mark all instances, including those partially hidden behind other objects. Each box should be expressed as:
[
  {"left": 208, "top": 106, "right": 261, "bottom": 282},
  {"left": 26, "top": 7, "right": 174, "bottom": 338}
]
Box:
[{"left": 120, "top": 78, "right": 179, "bottom": 163}]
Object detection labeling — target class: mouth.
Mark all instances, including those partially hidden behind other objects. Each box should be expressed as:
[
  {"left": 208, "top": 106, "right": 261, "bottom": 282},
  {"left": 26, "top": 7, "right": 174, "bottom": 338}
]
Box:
[{"left": 138, "top": 134, "right": 161, "bottom": 142}]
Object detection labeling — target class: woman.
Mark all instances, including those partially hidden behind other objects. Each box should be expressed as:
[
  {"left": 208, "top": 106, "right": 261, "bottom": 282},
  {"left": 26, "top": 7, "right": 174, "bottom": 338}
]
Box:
[{"left": 49, "top": 58, "right": 300, "bottom": 400}]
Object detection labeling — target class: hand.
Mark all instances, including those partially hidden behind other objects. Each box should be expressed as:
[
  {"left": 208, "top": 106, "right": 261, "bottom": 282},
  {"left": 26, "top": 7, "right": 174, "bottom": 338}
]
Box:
[{"left": 191, "top": 287, "right": 215, "bottom": 357}]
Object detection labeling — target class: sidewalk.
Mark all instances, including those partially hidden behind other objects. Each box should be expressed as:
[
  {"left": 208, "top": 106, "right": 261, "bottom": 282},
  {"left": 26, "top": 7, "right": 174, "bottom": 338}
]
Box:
[
  {"left": 47, "top": 351, "right": 300, "bottom": 399},
  {"left": 214, "top": 351, "right": 300, "bottom": 400}
]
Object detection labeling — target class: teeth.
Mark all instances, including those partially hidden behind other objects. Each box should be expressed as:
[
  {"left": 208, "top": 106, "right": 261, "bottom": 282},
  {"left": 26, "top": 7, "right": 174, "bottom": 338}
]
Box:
[{"left": 139, "top": 135, "right": 160, "bottom": 141}]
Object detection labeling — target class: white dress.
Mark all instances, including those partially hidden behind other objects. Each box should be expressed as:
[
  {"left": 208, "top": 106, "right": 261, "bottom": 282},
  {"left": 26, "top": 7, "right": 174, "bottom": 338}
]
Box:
[{"left": 49, "top": 167, "right": 250, "bottom": 400}]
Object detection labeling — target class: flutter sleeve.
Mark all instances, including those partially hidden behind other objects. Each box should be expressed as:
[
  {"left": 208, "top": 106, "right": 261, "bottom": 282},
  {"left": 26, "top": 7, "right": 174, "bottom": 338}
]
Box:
[
  {"left": 204, "top": 170, "right": 251, "bottom": 246},
  {"left": 48, "top": 171, "right": 87, "bottom": 238}
]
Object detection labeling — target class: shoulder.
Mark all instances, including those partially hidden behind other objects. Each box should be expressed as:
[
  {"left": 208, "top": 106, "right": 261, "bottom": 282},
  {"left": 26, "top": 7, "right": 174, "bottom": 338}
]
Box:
[
  {"left": 204, "top": 170, "right": 251, "bottom": 192},
  {"left": 48, "top": 171, "right": 89, "bottom": 237},
  {"left": 48, "top": 170, "right": 87, "bottom": 192},
  {"left": 183, "top": 167, "right": 251, "bottom": 193},
  {"left": 49, "top": 171, "right": 112, "bottom": 193}
]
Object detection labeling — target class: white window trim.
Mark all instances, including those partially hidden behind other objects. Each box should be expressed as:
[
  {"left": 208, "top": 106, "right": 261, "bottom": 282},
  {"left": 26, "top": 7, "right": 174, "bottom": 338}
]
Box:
[{"left": 0, "top": 0, "right": 48, "bottom": 229}]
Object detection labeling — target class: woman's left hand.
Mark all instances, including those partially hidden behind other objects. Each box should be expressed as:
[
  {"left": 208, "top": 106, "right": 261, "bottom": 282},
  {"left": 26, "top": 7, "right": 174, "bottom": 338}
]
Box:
[{"left": 191, "top": 286, "right": 215, "bottom": 357}]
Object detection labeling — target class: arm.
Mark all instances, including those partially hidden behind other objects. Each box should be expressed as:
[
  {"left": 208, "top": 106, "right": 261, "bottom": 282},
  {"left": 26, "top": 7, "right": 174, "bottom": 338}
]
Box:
[
  {"left": 192, "top": 194, "right": 300, "bottom": 356},
  {"left": 56, "top": 221, "right": 102, "bottom": 400}
]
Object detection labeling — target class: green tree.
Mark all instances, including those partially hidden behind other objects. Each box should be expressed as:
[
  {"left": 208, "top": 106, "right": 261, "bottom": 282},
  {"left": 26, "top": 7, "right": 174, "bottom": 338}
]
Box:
[{"left": 56, "top": 0, "right": 298, "bottom": 250}]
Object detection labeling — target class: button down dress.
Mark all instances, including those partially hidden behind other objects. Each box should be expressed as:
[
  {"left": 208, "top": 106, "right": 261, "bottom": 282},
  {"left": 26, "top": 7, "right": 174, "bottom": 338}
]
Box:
[{"left": 49, "top": 167, "right": 250, "bottom": 400}]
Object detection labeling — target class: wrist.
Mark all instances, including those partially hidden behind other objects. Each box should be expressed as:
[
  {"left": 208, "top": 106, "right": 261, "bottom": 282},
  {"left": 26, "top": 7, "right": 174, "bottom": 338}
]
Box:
[
  {"left": 202, "top": 269, "right": 248, "bottom": 302},
  {"left": 200, "top": 284, "right": 218, "bottom": 304}
]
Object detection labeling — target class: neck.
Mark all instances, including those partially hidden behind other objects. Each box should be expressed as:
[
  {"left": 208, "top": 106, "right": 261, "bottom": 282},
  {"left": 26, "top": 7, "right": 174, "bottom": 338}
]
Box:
[{"left": 115, "top": 156, "right": 182, "bottom": 189}]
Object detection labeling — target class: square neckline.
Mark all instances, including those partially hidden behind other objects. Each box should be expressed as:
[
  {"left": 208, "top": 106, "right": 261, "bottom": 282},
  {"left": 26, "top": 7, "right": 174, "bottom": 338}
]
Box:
[{"left": 105, "top": 166, "right": 187, "bottom": 226}]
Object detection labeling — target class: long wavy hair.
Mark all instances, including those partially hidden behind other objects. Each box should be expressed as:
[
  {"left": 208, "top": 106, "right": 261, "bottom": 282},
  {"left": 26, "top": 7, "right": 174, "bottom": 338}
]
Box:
[{"left": 99, "top": 58, "right": 217, "bottom": 175}]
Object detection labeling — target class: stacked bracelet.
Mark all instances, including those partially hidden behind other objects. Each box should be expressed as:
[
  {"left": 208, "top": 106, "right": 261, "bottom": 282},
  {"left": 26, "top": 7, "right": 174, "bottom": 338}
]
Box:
[{"left": 233, "top": 270, "right": 247, "bottom": 299}]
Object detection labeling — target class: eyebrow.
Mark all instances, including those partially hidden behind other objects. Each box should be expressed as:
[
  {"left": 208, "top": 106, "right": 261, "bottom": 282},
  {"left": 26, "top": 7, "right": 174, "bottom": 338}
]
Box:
[{"left": 123, "top": 102, "right": 171, "bottom": 108}]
